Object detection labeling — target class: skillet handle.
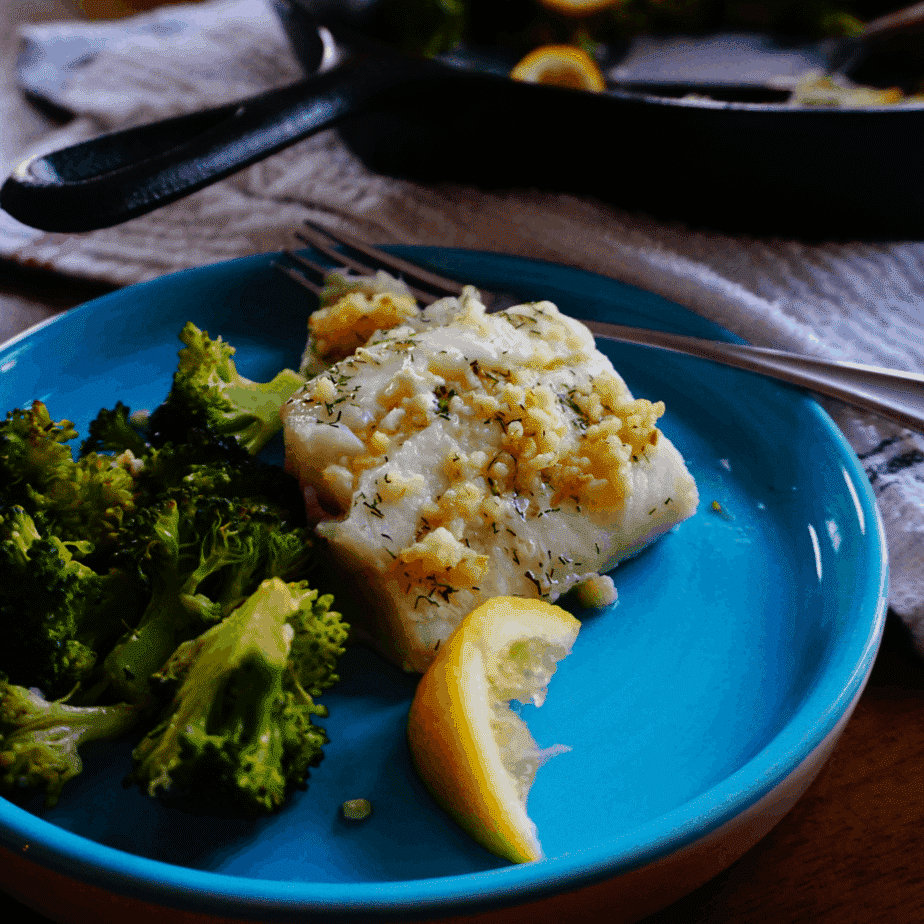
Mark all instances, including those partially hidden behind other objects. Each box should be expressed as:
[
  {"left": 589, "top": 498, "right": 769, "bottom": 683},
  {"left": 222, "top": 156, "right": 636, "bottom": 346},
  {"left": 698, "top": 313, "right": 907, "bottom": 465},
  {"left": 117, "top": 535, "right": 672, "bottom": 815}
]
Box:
[{"left": 0, "top": 55, "right": 425, "bottom": 233}]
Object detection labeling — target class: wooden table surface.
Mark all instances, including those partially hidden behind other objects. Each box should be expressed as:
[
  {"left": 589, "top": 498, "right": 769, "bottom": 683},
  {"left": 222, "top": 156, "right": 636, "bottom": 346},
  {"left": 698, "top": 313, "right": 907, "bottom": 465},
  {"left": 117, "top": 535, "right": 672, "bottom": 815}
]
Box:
[{"left": 2, "top": 3, "right": 924, "bottom": 923}]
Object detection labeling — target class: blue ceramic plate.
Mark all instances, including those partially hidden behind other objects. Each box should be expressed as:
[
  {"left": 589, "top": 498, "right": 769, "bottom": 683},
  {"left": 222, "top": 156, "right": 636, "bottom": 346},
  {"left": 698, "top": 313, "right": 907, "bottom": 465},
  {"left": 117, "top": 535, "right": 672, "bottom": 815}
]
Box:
[{"left": 0, "top": 250, "right": 888, "bottom": 922}]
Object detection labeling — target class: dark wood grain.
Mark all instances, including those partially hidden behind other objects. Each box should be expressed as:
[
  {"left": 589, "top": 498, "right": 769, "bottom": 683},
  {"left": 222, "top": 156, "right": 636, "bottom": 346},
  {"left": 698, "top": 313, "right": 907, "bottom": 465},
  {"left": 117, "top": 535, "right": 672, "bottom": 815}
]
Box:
[{"left": 2, "top": 4, "right": 924, "bottom": 924}]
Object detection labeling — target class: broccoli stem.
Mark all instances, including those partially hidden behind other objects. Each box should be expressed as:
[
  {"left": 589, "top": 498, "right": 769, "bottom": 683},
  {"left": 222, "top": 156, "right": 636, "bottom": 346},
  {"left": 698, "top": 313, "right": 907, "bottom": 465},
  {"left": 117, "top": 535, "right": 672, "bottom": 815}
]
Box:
[
  {"left": 100, "top": 501, "right": 219, "bottom": 703},
  {"left": 146, "top": 323, "right": 306, "bottom": 455},
  {"left": 102, "top": 490, "right": 321, "bottom": 705},
  {"left": 224, "top": 367, "right": 308, "bottom": 455},
  {"left": 0, "top": 683, "right": 143, "bottom": 807},
  {"left": 103, "top": 590, "right": 210, "bottom": 704}
]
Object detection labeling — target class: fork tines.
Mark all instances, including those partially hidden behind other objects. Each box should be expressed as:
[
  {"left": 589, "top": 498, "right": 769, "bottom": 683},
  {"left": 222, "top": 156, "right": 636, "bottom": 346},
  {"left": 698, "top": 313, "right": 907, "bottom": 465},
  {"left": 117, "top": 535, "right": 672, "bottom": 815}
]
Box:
[{"left": 279, "top": 219, "right": 466, "bottom": 307}]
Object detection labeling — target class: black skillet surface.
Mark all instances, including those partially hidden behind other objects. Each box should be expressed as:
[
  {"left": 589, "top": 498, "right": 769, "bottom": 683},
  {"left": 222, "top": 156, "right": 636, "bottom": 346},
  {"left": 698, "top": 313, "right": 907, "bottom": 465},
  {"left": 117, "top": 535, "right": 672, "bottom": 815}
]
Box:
[
  {"left": 277, "top": 0, "right": 924, "bottom": 240},
  {"left": 2, "top": 0, "right": 922, "bottom": 239}
]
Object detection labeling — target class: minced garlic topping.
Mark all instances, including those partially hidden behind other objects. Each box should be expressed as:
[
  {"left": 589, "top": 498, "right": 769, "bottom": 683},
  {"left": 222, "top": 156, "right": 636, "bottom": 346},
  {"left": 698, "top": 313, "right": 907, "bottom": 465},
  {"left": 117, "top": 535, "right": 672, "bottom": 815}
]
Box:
[
  {"left": 307, "top": 290, "right": 419, "bottom": 368},
  {"left": 291, "top": 292, "right": 663, "bottom": 520}
]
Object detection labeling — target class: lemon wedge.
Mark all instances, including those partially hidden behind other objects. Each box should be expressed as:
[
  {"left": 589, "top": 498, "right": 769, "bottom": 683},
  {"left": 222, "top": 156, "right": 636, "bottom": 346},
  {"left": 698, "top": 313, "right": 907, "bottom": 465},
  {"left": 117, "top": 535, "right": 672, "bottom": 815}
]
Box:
[
  {"left": 510, "top": 44, "right": 606, "bottom": 92},
  {"left": 406, "top": 596, "right": 580, "bottom": 863},
  {"left": 538, "top": 0, "right": 622, "bottom": 17}
]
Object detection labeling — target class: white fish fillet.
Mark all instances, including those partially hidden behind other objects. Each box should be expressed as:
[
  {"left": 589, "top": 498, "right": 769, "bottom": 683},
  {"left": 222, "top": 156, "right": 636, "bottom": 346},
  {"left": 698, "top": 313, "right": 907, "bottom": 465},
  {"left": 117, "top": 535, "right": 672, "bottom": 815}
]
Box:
[{"left": 282, "top": 286, "right": 698, "bottom": 672}]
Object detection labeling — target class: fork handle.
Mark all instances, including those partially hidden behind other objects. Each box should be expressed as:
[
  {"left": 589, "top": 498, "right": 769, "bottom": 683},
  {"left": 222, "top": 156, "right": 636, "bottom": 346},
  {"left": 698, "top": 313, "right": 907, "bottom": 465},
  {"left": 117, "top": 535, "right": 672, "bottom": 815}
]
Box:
[
  {"left": 581, "top": 319, "right": 924, "bottom": 433},
  {"left": 0, "top": 54, "right": 435, "bottom": 233}
]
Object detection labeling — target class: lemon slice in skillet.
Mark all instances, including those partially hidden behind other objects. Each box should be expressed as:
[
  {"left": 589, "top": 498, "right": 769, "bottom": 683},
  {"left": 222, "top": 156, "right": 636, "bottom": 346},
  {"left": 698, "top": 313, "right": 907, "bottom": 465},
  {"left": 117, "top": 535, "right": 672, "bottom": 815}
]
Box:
[
  {"left": 538, "top": 0, "right": 623, "bottom": 17},
  {"left": 511, "top": 44, "right": 606, "bottom": 92}
]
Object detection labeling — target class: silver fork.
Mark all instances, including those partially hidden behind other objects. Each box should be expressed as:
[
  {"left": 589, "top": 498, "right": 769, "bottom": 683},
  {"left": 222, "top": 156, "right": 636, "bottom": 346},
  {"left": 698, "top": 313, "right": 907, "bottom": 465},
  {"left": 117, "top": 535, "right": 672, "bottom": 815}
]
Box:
[{"left": 278, "top": 220, "right": 924, "bottom": 434}]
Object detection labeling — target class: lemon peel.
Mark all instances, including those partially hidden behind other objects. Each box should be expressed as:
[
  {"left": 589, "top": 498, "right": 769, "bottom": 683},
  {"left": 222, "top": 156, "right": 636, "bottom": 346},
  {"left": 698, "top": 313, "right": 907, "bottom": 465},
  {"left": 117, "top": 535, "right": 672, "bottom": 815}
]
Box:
[
  {"left": 538, "top": 0, "right": 623, "bottom": 18},
  {"left": 406, "top": 596, "right": 580, "bottom": 863},
  {"left": 511, "top": 44, "right": 606, "bottom": 92}
]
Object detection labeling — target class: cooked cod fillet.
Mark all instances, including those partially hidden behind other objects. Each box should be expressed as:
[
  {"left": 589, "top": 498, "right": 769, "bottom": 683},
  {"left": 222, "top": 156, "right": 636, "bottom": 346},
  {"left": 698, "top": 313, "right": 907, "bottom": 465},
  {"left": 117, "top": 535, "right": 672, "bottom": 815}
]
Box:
[{"left": 282, "top": 283, "right": 698, "bottom": 672}]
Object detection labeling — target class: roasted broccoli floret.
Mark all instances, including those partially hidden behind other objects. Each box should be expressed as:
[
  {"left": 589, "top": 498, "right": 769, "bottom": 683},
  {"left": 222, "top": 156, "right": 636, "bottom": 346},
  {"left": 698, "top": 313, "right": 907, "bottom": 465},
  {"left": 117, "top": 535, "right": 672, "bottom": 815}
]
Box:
[
  {"left": 47, "top": 452, "right": 140, "bottom": 554},
  {"left": 102, "top": 495, "right": 316, "bottom": 703},
  {"left": 0, "top": 402, "right": 78, "bottom": 507},
  {"left": 80, "top": 401, "right": 149, "bottom": 458},
  {"left": 0, "top": 322, "right": 332, "bottom": 812},
  {"left": 146, "top": 322, "right": 306, "bottom": 455},
  {"left": 0, "top": 681, "right": 142, "bottom": 807},
  {"left": 0, "top": 400, "right": 138, "bottom": 555},
  {"left": 130, "top": 578, "right": 348, "bottom": 813},
  {"left": 133, "top": 431, "right": 308, "bottom": 525},
  {"left": 0, "top": 506, "right": 123, "bottom": 699}
]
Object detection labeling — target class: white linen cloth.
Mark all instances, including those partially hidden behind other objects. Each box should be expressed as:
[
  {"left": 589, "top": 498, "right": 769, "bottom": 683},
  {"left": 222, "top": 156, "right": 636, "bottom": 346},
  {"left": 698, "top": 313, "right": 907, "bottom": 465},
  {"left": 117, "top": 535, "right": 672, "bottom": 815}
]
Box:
[{"left": 3, "top": 0, "right": 924, "bottom": 648}]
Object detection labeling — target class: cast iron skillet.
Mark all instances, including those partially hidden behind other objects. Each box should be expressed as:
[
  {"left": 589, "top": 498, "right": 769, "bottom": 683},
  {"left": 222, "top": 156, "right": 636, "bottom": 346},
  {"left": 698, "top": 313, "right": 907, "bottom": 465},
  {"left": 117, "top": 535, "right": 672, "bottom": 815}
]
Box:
[{"left": 2, "top": 0, "right": 923, "bottom": 239}]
